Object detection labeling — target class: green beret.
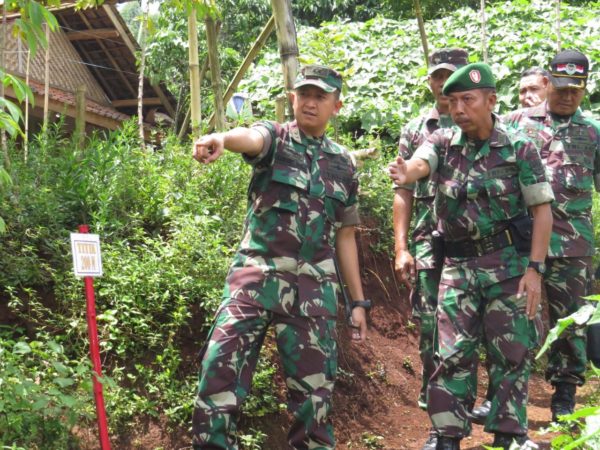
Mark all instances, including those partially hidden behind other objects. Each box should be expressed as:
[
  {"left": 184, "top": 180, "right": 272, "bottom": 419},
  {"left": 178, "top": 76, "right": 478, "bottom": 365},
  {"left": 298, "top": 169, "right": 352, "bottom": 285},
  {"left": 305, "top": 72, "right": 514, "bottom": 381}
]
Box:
[{"left": 442, "top": 62, "right": 496, "bottom": 95}]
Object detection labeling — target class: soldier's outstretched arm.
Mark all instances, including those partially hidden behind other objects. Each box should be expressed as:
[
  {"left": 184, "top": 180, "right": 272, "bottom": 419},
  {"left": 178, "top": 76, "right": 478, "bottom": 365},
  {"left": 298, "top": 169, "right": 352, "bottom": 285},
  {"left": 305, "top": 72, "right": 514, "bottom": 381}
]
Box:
[
  {"left": 518, "top": 202, "right": 553, "bottom": 319},
  {"left": 388, "top": 155, "right": 430, "bottom": 186},
  {"left": 192, "top": 127, "right": 264, "bottom": 164},
  {"left": 336, "top": 225, "right": 368, "bottom": 343}
]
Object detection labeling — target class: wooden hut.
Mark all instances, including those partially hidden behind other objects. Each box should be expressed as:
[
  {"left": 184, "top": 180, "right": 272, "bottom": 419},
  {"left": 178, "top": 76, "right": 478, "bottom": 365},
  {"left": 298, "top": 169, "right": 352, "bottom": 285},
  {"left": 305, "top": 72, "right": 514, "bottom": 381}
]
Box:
[{"left": 1, "top": 0, "right": 175, "bottom": 134}]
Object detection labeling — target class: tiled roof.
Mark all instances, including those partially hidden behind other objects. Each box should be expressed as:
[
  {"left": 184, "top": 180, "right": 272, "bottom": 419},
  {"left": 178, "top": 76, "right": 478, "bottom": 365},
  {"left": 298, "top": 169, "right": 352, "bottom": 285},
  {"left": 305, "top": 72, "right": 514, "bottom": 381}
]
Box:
[{"left": 28, "top": 79, "right": 130, "bottom": 121}]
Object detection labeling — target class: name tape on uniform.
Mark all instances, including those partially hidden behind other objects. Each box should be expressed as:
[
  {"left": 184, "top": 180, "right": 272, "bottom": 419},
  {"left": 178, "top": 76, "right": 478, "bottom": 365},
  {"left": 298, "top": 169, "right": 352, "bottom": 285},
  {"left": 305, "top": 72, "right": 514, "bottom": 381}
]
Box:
[{"left": 70, "top": 233, "right": 103, "bottom": 277}]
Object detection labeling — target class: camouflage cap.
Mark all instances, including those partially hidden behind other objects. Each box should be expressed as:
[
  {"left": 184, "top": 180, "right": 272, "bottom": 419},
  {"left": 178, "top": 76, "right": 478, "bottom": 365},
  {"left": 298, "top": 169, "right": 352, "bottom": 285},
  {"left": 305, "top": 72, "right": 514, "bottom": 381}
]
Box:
[
  {"left": 549, "top": 49, "right": 588, "bottom": 89},
  {"left": 428, "top": 48, "right": 469, "bottom": 75},
  {"left": 294, "top": 65, "right": 342, "bottom": 93},
  {"left": 442, "top": 62, "right": 496, "bottom": 95}
]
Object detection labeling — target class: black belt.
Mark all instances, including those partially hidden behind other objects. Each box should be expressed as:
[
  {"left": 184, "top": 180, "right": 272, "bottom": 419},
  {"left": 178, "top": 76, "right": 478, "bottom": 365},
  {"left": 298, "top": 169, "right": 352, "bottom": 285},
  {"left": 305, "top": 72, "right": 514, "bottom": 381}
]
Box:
[{"left": 444, "top": 229, "right": 514, "bottom": 258}]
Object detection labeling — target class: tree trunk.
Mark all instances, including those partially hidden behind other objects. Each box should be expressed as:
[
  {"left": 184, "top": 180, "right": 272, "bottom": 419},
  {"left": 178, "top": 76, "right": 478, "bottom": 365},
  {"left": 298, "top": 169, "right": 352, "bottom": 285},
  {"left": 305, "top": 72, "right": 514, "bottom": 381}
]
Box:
[
  {"left": 207, "top": 15, "right": 275, "bottom": 132},
  {"left": 555, "top": 0, "right": 561, "bottom": 52},
  {"left": 188, "top": 5, "right": 201, "bottom": 137},
  {"left": 480, "top": 0, "right": 488, "bottom": 63},
  {"left": 414, "top": 0, "right": 429, "bottom": 68},
  {"left": 205, "top": 17, "right": 225, "bottom": 132},
  {"left": 43, "top": 22, "right": 50, "bottom": 133},
  {"left": 138, "top": 0, "right": 149, "bottom": 148},
  {"left": 270, "top": 0, "right": 298, "bottom": 119}
]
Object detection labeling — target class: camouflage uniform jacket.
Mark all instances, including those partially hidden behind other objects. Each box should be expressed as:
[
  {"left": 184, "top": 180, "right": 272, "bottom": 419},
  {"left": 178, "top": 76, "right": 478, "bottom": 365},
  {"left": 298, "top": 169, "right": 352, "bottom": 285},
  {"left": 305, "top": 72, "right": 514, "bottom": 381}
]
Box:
[
  {"left": 222, "top": 120, "right": 360, "bottom": 318},
  {"left": 396, "top": 108, "right": 455, "bottom": 269},
  {"left": 413, "top": 116, "right": 554, "bottom": 286},
  {"left": 504, "top": 102, "right": 600, "bottom": 257}
]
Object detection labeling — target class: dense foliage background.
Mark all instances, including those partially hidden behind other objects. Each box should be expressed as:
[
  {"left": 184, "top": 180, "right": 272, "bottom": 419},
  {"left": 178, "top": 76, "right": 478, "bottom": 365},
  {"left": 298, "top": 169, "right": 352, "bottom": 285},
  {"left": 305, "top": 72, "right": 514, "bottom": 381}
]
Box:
[{"left": 1, "top": 0, "right": 599, "bottom": 447}]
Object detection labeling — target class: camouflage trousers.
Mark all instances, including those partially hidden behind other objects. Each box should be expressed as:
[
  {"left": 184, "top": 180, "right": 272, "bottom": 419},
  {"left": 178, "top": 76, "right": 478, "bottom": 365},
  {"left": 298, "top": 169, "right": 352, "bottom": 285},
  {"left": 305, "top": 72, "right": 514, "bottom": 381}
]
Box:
[
  {"left": 192, "top": 296, "right": 338, "bottom": 450},
  {"left": 411, "top": 266, "right": 442, "bottom": 409},
  {"left": 428, "top": 274, "right": 539, "bottom": 438},
  {"left": 544, "top": 256, "right": 591, "bottom": 386}
]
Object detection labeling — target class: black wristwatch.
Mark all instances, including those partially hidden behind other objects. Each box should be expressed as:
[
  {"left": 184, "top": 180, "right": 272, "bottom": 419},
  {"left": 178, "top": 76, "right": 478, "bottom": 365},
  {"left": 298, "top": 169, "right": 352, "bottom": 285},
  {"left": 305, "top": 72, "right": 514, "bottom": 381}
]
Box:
[
  {"left": 351, "top": 299, "right": 372, "bottom": 310},
  {"left": 527, "top": 261, "right": 546, "bottom": 276}
]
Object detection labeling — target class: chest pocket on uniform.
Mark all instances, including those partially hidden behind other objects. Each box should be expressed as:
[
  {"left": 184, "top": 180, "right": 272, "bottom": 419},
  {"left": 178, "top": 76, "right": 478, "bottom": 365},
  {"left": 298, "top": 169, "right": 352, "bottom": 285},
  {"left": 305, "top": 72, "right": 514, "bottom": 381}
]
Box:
[
  {"left": 261, "top": 144, "right": 309, "bottom": 214},
  {"left": 559, "top": 148, "right": 594, "bottom": 193},
  {"left": 321, "top": 157, "right": 352, "bottom": 227},
  {"left": 484, "top": 166, "right": 521, "bottom": 221}
]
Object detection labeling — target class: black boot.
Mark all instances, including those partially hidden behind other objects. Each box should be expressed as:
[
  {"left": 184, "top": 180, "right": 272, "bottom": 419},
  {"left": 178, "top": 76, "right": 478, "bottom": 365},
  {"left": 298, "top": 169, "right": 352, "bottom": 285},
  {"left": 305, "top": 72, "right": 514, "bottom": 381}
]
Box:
[
  {"left": 470, "top": 399, "right": 491, "bottom": 425},
  {"left": 551, "top": 382, "right": 576, "bottom": 422},
  {"left": 420, "top": 430, "right": 438, "bottom": 450},
  {"left": 492, "top": 432, "right": 538, "bottom": 449},
  {"left": 436, "top": 436, "right": 460, "bottom": 450}
]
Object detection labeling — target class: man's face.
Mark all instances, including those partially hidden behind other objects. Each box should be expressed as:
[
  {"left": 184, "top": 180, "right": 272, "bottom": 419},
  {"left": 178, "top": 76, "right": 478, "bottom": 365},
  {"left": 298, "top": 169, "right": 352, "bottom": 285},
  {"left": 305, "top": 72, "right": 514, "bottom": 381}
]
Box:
[
  {"left": 291, "top": 85, "right": 341, "bottom": 137},
  {"left": 448, "top": 89, "right": 496, "bottom": 138},
  {"left": 428, "top": 68, "right": 454, "bottom": 110},
  {"left": 519, "top": 74, "right": 548, "bottom": 107},
  {"left": 546, "top": 83, "right": 585, "bottom": 116}
]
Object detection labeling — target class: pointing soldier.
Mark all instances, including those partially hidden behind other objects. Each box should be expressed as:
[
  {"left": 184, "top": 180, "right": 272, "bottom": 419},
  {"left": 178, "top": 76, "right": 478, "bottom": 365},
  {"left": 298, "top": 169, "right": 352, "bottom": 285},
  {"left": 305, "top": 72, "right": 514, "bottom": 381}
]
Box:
[
  {"left": 392, "top": 47, "right": 469, "bottom": 450},
  {"left": 504, "top": 50, "right": 600, "bottom": 422},
  {"left": 191, "top": 65, "right": 369, "bottom": 449},
  {"left": 389, "top": 63, "right": 553, "bottom": 449}
]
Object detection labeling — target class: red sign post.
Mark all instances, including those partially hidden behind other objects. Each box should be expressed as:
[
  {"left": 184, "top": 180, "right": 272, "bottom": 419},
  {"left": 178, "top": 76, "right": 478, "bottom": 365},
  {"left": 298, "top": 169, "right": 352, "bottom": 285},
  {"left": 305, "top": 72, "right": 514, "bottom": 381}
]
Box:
[{"left": 75, "top": 225, "right": 111, "bottom": 450}]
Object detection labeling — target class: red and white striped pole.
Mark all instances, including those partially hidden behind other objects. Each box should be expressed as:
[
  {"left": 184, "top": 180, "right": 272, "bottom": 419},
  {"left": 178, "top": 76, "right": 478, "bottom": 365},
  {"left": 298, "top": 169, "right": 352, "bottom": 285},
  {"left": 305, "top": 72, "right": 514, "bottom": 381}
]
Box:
[{"left": 78, "top": 224, "right": 111, "bottom": 450}]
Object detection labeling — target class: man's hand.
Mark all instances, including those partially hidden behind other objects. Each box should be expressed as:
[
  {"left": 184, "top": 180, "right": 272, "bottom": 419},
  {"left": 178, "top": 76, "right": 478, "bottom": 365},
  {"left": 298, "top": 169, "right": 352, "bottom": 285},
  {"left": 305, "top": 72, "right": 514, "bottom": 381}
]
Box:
[
  {"left": 395, "top": 249, "right": 415, "bottom": 290},
  {"left": 518, "top": 269, "right": 542, "bottom": 319},
  {"left": 193, "top": 133, "right": 225, "bottom": 164},
  {"left": 349, "top": 307, "right": 368, "bottom": 343},
  {"left": 388, "top": 156, "right": 409, "bottom": 186}
]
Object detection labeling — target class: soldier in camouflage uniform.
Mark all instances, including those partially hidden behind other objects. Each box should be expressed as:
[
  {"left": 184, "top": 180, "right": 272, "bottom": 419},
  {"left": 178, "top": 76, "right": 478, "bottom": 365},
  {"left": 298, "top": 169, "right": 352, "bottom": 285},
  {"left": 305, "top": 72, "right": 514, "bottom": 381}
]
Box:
[
  {"left": 393, "top": 48, "right": 468, "bottom": 450},
  {"left": 190, "top": 65, "right": 369, "bottom": 450},
  {"left": 389, "top": 63, "right": 554, "bottom": 450},
  {"left": 504, "top": 50, "right": 600, "bottom": 422}
]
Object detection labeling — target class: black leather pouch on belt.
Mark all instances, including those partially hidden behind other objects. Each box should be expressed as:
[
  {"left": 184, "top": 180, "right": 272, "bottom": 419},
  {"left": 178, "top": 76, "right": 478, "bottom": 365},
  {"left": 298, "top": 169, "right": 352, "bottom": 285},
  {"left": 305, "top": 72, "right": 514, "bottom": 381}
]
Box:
[
  {"left": 508, "top": 214, "right": 533, "bottom": 255},
  {"left": 588, "top": 322, "right": 600, "bottom": 367},
  {"left": 432, "top": 231, "right": 445, "bottom": 266}
]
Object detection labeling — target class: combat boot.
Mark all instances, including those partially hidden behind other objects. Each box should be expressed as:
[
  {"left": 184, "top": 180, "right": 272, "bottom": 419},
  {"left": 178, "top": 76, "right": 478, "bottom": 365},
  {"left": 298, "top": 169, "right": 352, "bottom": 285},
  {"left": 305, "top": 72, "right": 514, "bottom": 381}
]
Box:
[
  {"left": 470, "top": 399, "right": 491, "bottom": 425},
  {"left": 421, "top": 429, "right": 438, "bottom": 450},
  {"left": 492, "top": 432, "right": 539, "bottom": 449},
  {"left": 436, "top": 436, "right": 460, "bottom": 450},
  {"left": 551, "top": 382, "right": 576, "bottom": 422}
]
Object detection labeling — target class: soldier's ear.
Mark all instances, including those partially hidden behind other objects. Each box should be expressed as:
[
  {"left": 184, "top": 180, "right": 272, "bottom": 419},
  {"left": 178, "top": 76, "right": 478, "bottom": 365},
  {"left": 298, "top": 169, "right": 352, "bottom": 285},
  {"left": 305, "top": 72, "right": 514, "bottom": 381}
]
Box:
[{"left": 288, "top": 91, "right": 296, "bottom": 104}]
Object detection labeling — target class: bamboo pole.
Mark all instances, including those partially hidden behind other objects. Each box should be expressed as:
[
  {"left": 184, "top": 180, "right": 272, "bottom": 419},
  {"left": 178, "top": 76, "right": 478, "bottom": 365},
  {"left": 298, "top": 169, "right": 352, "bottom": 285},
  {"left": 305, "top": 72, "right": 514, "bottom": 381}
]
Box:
[
  {"left": 275, "top": 96, "right": 286, "bottom": 123},
  {"left": 178, "top": 57, "right": 209, "bottom": 140},
  {"left": 207, "top": 15, "right": 275, "bottom": 131},
  {"left": 414, "top": 0, "right": 429, "bottom": 68},
  {"left": 138, "top": 0, "right": 149, "bottom": 148},
  {"left": 205, "top": 17, "right": 225, "bottom": 131},
  {"left": 24, "top": 49, "right": 30, "bottom": 161},
  {"left": 75, "top": 85, "right": 87, "bottom": 150},
  {"left": 188, "top": 5, "right": 201, "bottom": 137},
  {"left": 480, "top": 0, "right": 488, "bottom": 63},
  {"left": 1, "top": 5, "right": 8, "bottom": 162},
  {"left": 43, "top": 23, "right": 50, "bottom": 133},
  {"left": 270, "top": 0, "right": 298, "bottom": 119},
  {"left": 555, "top": 0, "right": 561, "bottom": 52}
]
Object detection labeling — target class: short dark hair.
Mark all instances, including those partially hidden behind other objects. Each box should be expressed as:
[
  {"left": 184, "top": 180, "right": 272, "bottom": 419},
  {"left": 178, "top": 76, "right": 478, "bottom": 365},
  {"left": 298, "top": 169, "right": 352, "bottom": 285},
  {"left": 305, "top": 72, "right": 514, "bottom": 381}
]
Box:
[{"left": 521, "top": 67, "right": 549, "bottom": 78}]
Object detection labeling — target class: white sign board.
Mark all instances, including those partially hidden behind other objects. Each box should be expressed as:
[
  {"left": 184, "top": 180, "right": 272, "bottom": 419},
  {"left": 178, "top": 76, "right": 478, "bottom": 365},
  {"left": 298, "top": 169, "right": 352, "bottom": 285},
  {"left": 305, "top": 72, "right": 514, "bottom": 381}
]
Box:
[{"left": 70, "top": 233, "right": 103, "bottom": 277}]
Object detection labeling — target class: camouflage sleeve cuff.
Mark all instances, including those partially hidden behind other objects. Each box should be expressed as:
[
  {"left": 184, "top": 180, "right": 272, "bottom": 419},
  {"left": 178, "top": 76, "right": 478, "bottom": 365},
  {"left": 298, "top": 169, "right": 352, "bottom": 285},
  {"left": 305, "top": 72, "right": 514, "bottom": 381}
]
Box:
[
  {"left": 595, "top": 174, "right": 600, "bottom": 192},
  {"left": 341, "top": 204, "right": 360, "bottom": 227},
  {"left": 521, "top": 181, "right": 555, "bottom": 206},
  {"left": 242, "top": 123, "right": 273, "bottom": 166},
  {"left": 392, "top": 181, "right": 415, "bottom": 191}
]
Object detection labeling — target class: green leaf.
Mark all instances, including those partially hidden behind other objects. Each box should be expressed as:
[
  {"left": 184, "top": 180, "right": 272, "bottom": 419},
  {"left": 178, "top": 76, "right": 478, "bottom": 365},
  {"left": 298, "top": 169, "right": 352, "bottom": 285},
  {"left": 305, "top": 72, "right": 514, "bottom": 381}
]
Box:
[{"left": 13, "top": 341, "right": 32, "bottom": 355}]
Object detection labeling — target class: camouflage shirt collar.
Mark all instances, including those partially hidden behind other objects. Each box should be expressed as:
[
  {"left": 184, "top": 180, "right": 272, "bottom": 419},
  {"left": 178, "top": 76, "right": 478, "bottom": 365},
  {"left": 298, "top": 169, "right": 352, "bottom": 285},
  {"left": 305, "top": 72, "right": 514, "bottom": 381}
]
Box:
[
  {"left": 289, "top": 120, "right": 341, "bottom": 155},
  {"left": 451, "top": 113, "right": 509, "bottom": 149},
  {"left": 531, "top": 102, "right": 587, "bottom": 125}
]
